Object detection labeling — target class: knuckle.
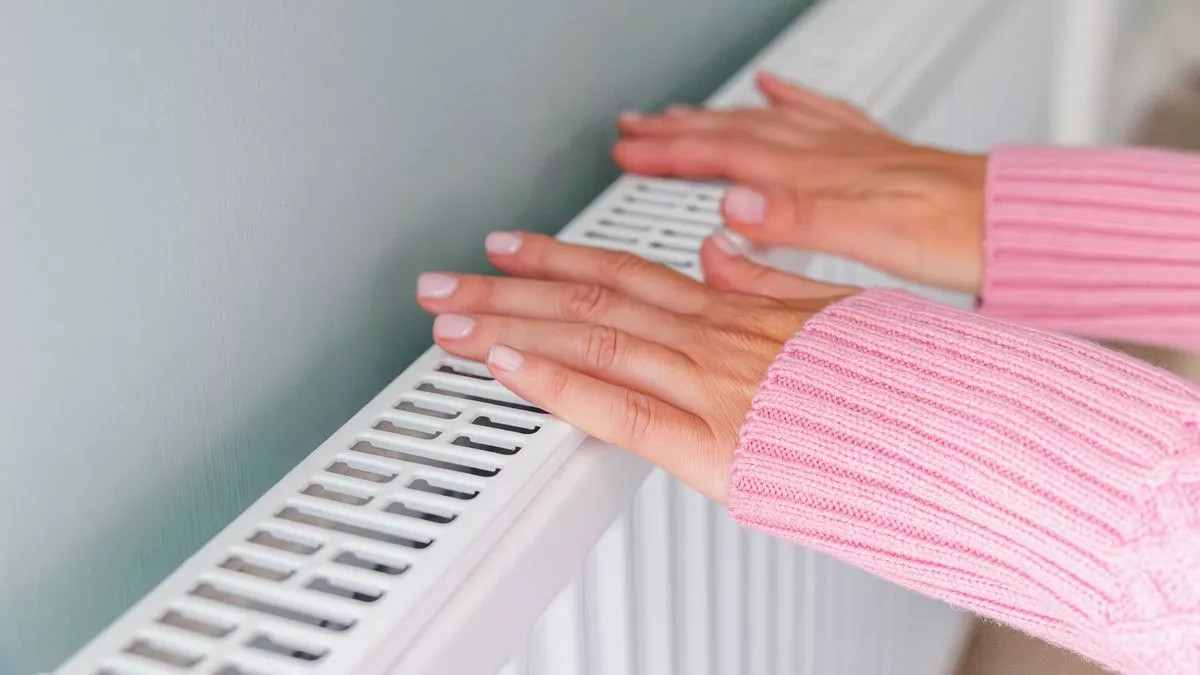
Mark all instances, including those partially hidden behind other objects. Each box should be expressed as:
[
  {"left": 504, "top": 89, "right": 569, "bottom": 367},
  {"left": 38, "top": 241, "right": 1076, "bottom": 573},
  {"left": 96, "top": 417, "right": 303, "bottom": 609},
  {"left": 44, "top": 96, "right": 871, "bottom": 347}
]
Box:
[
  {"left": 469, "top": 276, "right": 499, "bottom": 310},
  {"left": 790, "top": 192, "right": 816, "bottom": 231},
  {"left": 581, "top": 325, "right": 621, "bottom": 372},
  {"left": 620, "top": 390, "right": 658, "bottom": 446},
  {"left": 607, "top": 251, "right": 651, "bottom": 280},
  {"left": 545, "top": 364, "right": 571, "bottom": 403},
  {"left": 561, "top": 283, "right": 607, "bottom": 322}
]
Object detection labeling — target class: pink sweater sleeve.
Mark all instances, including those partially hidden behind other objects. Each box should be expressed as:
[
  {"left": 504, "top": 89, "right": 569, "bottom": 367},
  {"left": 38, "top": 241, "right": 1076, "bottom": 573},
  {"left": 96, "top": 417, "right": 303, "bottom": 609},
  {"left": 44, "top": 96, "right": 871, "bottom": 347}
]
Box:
[
  {"left": 981, "top": 145, "right": 1200, "bottom": 350},
  {"left": 727, "top": 290, "right": 1200, "bottom": 674}
]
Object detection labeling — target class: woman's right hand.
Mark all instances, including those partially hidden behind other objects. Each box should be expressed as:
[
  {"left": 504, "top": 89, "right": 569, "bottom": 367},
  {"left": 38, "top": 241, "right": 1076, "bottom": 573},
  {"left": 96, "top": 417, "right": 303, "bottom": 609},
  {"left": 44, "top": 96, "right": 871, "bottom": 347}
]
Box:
[
  {"left": 616, "top": 72, "right": 989, "bottom": 294},
  {"left": 417, "top": 232, "right": 857, "bottom": 503}
]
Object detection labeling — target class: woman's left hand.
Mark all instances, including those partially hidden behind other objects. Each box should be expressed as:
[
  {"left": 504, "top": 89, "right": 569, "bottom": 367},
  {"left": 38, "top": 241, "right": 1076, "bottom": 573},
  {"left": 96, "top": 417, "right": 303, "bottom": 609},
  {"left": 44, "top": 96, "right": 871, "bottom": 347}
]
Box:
[
  {"left": 416, "top": 232, "right": 856, "bottom": 502},
  {"left": 615, "top": 73, "right": 987, "bottom": 295}
]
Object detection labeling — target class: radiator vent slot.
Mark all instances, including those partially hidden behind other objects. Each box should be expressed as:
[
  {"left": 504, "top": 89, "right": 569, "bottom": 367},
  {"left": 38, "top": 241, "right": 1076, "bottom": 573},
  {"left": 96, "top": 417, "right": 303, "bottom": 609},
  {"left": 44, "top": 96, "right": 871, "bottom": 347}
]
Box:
[
  {"left": 584, "top": 230, "right": 638, "bottom": 245},
  {"left": 307, "top": 575, "right": 385, "bottom": 603},
  {"left": 472, "top": 414, "right": 541, "bottom": 435},
  {"left": 191, "top": 582, "right": 355, "bottom": 632},
  {"left": 123, "top": 638, "right": 203, "bottom": 668},
  {"left": 218, "top": 555, "right": 294, "bottom": 582},
  {"left": 372, "top": 418, "right": 442, "bottom": 440},
  {"left": 408, "top": 476, "right": 480, "bottom": 501},
  {"left": 247, "top": 528, "right": 321, "bottom": 555},
  {"left": 326, "top": 459, "right": 397, "bottom": 484},
  {"left": 416, "top": 382, "right": 547, "bottom": 414},
  {"left": 597, "top": 218, "right": 650, "bottom": 232},
  {"left": 451, "top": 433, "right": 521, "bottom": 456},
  {"left": 302, "top": 481, "right": 373, "bottom": 506},
  {"left": 275, "top": 505, "right": 434, "bottom": 549},
  {"left": 158, "top": 608, "right": 235, "bottom": 638},
  {"left": 395, "top": 397, "right": 462, "bottom": 419},
  {"left": 350, "top": 440, "right": 500, "bottom": 477},
  {"left": 384, "top": 499, "right": 458, "bottom": 524},
  {"left": 246, "top": 633, "right": 328, "bottom": 662},
  {"left": 334, "top": 549, "right": 410, "bottom": 576},
  {"left": 436, "top": 360, "right": 494, "bottom": 381}
]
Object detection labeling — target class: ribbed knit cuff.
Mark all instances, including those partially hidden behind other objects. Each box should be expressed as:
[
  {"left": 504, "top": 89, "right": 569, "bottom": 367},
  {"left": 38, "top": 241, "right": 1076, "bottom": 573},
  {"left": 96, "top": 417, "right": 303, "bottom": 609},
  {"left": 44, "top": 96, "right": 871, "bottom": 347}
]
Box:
[
  {"left": 981, "top": 145, "right": 1200, "bottom": 351},
  {"left": 728, "top": 290, "right": 1200, "bottom": 673}
]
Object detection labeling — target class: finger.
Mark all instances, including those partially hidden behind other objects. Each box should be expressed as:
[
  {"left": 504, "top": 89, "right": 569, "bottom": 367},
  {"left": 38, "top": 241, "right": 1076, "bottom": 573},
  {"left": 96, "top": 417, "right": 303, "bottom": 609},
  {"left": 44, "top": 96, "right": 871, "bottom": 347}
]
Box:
[
  {"left": 483, "top": 231, "right": 712, "bottom": 314},
  {"left": 621, "top": 108, "right": 792, "bottom": 136},
  {"left": 620, "top": 108, "right": 746, "bottom": 135},
  {"left": 700, "top": 229, "right": 855, "bottom": 298},
  {"left": 613, "top": 135, "right": 859, "bottom": 191},
  {"left": 721, "top": 184, "right": 880, "bottom": 255},
  {"left": 613, "top": 134, "right": 798, "bottom": 186},
  {"left": 432, "top": 314, "right": 699, "bottom": 408},
  {"left": 620, "top": 110, "right": 833, "bottom": 150},
  {"left": 755, "top": 72, "right": 844, "bottom": 114},
  {"left": 485, "top": 344, "right": 725, "bottom": 501},
  {"left": 416, "top": 272, "right": 688, "bottom": 343},
  {"left": 756, "top": 72, "right": 881, "bottom": 133}
]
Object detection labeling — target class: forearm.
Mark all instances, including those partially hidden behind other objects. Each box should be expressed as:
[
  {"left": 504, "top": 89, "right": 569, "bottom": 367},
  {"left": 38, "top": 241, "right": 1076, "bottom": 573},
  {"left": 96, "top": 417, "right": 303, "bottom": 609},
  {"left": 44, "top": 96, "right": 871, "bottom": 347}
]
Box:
[
  {"left": 728, "top": 290, "right": 1200, "bottom": 674},
  {"left": 981, "top": 145, "right": 1200, "bottom": 352}
]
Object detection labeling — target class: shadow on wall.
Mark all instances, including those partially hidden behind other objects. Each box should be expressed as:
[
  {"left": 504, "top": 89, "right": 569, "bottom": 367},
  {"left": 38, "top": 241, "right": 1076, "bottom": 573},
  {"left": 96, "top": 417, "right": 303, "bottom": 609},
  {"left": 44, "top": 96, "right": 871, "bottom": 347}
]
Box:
[{"left": 0, "top": 1, "right": 815, "bottom": 672}]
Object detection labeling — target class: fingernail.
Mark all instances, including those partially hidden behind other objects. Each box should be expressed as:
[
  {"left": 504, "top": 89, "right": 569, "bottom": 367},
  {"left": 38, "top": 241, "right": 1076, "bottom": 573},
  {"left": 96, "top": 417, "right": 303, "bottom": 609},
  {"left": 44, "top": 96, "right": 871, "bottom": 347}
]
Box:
[
  {"left": 418, "top": 272, "right": 458, "bottom": 298},
  {"left": 488, "top": 344, "right": 524, "bottom": 372},
  {"left": 486, "top": 231, "right": 522, "bottom": 255},
  {"left": 664, "top": 105, "right": 693, "bottom": 117},
  {"left": 723, "top": 186, "right": 766, "bottom": 224},
  {"left": 711, "top": 228, "right": 752, "bottom": 257},
  {"left": 619, "top": 111, "right": 643, "bottom": 122},
  {"left": 433, "top": 314, "right": 475, "bottom": 339}
]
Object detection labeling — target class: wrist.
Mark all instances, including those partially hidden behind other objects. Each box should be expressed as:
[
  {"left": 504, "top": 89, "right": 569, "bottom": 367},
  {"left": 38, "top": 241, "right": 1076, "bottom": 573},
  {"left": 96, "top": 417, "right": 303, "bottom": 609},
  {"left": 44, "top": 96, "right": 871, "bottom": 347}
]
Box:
[
  {"left": 916, "top": 149, "right": 988, "bottom": 294},
  {"left": 949, "top": 152, "right": 987, "bottom": 292}
]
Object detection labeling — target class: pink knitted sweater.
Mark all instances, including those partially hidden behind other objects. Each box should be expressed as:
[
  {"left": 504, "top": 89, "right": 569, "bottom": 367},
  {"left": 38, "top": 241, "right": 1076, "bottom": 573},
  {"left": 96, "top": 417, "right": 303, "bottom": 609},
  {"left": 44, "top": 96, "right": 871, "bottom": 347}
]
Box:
[{"left": 727, "top": 146, "right": 1200, "bottom": 674}]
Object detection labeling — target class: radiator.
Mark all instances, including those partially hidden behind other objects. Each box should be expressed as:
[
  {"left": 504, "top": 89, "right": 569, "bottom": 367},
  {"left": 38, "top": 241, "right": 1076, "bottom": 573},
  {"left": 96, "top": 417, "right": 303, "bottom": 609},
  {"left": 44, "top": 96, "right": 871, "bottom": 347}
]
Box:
[{"left": 55, "top": 0, "right": 1067, "bottom": 673}]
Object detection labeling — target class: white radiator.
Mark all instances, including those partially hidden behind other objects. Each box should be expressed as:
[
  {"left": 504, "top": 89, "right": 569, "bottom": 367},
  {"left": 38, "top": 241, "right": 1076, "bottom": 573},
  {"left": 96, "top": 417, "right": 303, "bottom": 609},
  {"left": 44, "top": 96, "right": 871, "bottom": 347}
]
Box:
[{"left": 56, "top": 0, "right": 1070, "bottom": 673}]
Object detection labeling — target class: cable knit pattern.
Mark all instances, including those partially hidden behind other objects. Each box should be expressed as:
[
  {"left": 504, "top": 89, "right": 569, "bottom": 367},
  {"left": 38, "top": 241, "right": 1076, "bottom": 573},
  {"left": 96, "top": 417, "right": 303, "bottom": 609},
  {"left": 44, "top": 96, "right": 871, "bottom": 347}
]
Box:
[
  {"left": 727, "top": 290, "right": 1200, "bottom": 674},
  {"left": 981, "top": 145, "right": 1200, "bottom": 351}
]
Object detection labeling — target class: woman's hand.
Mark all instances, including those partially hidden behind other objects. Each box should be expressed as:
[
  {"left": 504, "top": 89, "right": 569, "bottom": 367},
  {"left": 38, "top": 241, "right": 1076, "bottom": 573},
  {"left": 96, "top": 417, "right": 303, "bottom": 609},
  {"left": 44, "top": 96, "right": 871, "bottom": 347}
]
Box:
[
  {"left": 416, "top": 232, "right": 857, "bottom": 502},
  {"left": 616, "top": 72, "right": 988, "bottom": 294}
]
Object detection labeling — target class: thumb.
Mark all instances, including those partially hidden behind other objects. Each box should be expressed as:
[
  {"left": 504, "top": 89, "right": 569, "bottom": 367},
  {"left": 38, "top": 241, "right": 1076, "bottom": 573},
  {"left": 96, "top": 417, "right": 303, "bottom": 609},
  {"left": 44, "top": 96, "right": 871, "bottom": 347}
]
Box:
[
  {"left": 721, "top": 184, "right": 875, "bottom": 258},
  {"left": 700, "top": 229, "right": 854, "bottom": 299}
]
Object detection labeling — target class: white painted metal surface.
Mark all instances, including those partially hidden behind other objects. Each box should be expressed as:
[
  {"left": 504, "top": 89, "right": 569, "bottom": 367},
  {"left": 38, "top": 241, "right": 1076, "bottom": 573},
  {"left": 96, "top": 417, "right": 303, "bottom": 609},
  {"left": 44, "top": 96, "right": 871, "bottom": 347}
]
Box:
[
  {"left": 56, "top": 0, "right": 1063, "bottom": 673},
  {"left": 1051, "top": 0, "right": 1123, "bottom": 144}
]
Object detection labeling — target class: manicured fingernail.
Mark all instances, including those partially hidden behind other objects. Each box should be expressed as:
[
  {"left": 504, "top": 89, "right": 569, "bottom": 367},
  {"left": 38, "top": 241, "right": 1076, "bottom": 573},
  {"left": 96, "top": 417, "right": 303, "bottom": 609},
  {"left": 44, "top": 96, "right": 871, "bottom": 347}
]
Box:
[
  {"left": 486, "top": 231, "right": 522, "bottom": 255},
  {"left": 711, "top": 228, "right": 752, "bottom": 257},
  {"left": 723, "top": 186, "right": 766, "bottom": 224},
  {"left": 433, "top": 314, "right": 475, "bottom": 339},
  {"left": 418, "top": 273, "right": 458, "bottom": 298},
  {"left": 487, "top": 344, "right": 524, "bottom": 372}
]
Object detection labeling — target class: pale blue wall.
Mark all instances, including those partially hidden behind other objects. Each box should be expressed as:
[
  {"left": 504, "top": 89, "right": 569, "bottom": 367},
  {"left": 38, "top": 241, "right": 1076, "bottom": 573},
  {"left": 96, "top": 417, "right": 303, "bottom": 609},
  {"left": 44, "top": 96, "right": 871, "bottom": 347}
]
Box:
[{"left": 0, "top": 1, "right": 813, "bottom": 671}]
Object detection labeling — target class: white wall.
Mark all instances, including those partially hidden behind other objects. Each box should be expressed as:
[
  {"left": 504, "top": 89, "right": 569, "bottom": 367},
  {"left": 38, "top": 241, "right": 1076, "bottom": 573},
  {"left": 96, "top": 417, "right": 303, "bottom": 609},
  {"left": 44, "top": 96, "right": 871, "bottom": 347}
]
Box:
[{"left": 0, "top": 2, "right": 813, "bottom": 671}]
